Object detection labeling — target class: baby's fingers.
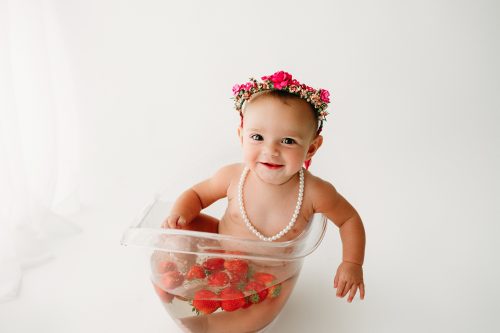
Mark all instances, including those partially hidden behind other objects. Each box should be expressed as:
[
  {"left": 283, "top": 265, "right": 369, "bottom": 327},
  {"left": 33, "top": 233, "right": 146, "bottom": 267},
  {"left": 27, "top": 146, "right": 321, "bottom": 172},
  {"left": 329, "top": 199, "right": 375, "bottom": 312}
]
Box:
[
  {"left": 164, "top": 215, "right": 185, "bottom": 229},
  {"left": 360, "top": 282, "right": 365, "bottom": 300},
  {"left": 336, "top": 280, "right": 347, "bottom": 297},
  {"left": 161, "top": 217, "right": 172, "bottom": 228},
  {"left": 168, "top": 216, "right": 179, "bottom": 228},
  {"left": 341, "top": 282, "right": 352, "bottom": 297},
  {"left": 347, "top": 285, "right": 358, "bottom": 303}
]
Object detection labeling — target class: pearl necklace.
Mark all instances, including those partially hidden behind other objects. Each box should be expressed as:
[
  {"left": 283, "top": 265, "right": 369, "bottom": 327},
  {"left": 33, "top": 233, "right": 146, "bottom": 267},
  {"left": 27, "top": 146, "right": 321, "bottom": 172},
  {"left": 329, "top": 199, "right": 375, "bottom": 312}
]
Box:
[{"left": 238, "top": 166, "right": 304, "bottom": 241}]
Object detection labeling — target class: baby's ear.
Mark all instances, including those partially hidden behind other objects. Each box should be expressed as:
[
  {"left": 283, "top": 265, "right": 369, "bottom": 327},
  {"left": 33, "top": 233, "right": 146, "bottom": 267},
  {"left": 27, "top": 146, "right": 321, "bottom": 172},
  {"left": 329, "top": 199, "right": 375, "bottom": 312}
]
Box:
[{"left": 306, "top": 135, "right": 323, "bottom": 160}]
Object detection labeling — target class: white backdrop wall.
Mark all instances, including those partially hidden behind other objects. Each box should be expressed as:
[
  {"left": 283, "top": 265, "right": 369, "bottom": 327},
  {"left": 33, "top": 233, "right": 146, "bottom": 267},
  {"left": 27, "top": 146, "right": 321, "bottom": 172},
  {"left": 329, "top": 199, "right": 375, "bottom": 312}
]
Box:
[{"left": 1, "top": 0, "right": 499, "bottom": 332}]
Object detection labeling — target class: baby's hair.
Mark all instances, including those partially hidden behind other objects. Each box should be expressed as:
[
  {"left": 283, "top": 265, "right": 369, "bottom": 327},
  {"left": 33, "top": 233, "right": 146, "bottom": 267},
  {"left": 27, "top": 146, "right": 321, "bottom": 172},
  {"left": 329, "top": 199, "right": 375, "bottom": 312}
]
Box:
[{"left": 240, "top": 90, "right": 323, "bottom": 137}]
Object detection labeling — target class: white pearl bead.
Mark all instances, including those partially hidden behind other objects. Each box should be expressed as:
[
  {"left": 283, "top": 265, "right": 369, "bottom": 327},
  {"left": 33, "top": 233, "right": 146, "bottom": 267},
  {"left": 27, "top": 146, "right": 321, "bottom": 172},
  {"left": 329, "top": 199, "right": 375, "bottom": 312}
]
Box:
[{"left": 238, "top": 167, "right": 304, "bottom": 242}]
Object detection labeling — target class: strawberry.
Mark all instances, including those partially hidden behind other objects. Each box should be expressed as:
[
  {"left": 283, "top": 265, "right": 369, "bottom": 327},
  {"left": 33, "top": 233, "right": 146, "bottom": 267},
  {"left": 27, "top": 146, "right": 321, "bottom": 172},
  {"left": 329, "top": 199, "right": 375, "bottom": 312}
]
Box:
[
  {"left": 253, "top": 272, "right": 276, "bottom": 286},
  {"left": 202, "top": 257, "right": 225, "bottom": 271},
  {"left": 156, "top": 260, "right": 177, "bottom": 274},
  {"left": 229, "top": 272, "right": 247, "bottom": 286},
  {"left": 244, "top": 281, "right": 268, "bottom": 304},
  {"left": 192, "top": 289, "right": 220, "bottom": 315},
  {"left": 241, "top": 298, "right": 253, "bottom": 309},
  {"left": 162, "top": 270, "right": 184, "bottom": 289},
  {"left": 224, "top": 259, "right": 249, "bottom": 276},
  {"left": 207, "top": 271, "right": 229, "bottom": 287},
  {"left": 268, "top": 283, "right": 282, "bottom": 298},
  {"left": 219, "top": 287, "right": 246, "bottom": 312},
  {"left": 186, "top": 264, "right": 206, "bottom": 280},
  {"left": 152, "top": 282, "right": 174, "bottom": 303}
]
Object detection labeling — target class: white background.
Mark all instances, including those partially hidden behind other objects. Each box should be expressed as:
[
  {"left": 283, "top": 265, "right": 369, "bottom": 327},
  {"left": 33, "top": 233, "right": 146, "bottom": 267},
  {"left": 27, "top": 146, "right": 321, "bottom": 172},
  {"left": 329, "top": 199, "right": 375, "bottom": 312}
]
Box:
[{"left": 1, "top": 0, "right": 499, "bottom": 332}]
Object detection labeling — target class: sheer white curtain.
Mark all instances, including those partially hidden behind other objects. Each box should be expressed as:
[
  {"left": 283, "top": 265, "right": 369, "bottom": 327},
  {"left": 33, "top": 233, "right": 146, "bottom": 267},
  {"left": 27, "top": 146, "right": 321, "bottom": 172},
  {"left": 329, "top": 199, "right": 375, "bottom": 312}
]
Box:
[{"left": 0, "top": 0, "right": 81, "bottom": 302}]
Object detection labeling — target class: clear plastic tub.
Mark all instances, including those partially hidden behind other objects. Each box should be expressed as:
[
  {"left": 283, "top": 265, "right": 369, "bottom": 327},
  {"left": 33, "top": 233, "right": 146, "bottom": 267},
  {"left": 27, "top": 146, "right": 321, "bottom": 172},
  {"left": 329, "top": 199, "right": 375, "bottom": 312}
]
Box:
[{"left": 121, "top": 197, "right": 327, "bottom": 333}]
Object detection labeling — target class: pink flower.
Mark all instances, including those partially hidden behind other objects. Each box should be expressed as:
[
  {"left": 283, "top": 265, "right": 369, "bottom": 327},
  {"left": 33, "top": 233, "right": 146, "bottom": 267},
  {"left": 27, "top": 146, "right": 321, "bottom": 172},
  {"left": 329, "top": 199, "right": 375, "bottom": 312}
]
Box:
[
  {"left": 262, "top": 71, "right": 293, "bottom": 90},
  {"left": 271, "top": 71, "right": 293, "bottom": 89},
  {"left": 319, "top": 89, "right": 330, "bottom": 103},
  {"left": 243, "top": 82, "right": 254, "bottom": 90},
  {"left": 300, "top": 84, "right": 315, "bottom": 92},
  {"left": 232, "top": 84, "right": 242, "bottom": 95}
]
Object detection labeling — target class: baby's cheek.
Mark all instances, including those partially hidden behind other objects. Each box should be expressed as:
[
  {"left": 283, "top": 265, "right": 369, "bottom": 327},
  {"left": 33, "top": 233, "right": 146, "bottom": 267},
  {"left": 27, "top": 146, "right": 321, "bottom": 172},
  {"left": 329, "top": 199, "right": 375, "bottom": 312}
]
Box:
[{"left": 242, "top": 148, "right": 258, "bottom": 161}]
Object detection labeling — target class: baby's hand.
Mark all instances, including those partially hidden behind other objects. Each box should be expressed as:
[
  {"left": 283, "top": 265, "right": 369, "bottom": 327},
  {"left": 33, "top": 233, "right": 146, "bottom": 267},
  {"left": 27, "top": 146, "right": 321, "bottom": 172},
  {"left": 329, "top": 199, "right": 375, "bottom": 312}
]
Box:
[
  {"left": 334, "top": 261, "right": 365, "bottom": 303},
  {"left": 162, "top": 214, "right": 188, "bottom": 229}
]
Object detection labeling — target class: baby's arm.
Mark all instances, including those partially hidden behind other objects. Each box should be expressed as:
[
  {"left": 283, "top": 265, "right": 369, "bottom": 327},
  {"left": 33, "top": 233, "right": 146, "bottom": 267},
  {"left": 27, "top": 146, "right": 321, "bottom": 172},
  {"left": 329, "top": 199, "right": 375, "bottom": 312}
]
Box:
[
  {"left": 165, "top": 164, "right": 237, "bottom": 228},
  {"left": 312, "top": 178, "right": 366, "bottom": 302}
]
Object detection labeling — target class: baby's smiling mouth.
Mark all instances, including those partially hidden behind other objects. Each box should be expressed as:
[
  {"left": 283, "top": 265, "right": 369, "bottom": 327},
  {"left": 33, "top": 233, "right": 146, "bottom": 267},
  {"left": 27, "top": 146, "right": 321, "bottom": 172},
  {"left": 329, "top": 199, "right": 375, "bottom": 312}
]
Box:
[{"left": 260, "top": 162, "right": 284, "bottom": 169}]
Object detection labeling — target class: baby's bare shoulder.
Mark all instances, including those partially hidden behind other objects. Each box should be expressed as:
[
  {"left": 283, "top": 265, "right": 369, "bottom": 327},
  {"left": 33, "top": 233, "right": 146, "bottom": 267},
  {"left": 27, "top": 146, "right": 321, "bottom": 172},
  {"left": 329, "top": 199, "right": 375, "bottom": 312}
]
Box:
[
  {"left": 210, "top": 163, "right": 244, "bottom": 186},
  {"left": 304, "top": 172, "right": 341, "bottom": 211},
  {"left": 215, "top": 163, "right": 244, "bottom": 178},
  {"left": 305, "top": 172, "right": 338, "bottom": 195},
  {"left": 192, "top": 163, "right": 243, "bottom": 199}
]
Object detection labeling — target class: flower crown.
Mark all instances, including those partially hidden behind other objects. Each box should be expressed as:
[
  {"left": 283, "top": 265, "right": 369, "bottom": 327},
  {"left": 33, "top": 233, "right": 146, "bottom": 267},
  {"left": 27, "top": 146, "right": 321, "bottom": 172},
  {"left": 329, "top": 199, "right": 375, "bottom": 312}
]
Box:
[{"left": 231, "top": 70, "right": 331, "bottom": 122}]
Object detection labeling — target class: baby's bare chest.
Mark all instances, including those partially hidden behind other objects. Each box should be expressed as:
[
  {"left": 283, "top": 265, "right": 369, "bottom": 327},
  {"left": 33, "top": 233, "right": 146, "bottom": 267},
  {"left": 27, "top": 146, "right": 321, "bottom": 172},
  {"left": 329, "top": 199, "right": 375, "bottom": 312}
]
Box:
[{"left": 219, "top": 180, "right": 314, "bottom": 241}]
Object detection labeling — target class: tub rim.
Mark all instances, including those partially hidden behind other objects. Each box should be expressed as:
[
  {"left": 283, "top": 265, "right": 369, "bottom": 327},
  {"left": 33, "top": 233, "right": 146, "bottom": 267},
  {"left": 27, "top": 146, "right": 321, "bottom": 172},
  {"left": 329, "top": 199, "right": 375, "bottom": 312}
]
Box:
[{"left": 121, "top": 197, "right": 328, "bottom": 261}]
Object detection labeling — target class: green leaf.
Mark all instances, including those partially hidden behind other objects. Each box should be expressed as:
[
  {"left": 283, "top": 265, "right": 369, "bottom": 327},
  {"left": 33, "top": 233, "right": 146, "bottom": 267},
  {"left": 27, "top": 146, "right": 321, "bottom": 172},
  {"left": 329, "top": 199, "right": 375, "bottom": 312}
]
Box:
[
  {"left": 249, "top": 293, "right": 260, "bottom": 304},
  {"left": 270, "top": 284, "right": 282, "bottom": 298}
]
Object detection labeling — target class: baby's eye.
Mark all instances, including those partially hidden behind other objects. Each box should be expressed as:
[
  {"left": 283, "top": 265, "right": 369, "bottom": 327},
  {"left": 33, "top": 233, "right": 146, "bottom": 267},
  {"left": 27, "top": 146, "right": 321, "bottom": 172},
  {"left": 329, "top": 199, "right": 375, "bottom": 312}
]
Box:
[
  {"left": 281, "top": 138, "right": 296, "bottom": 145},
  {"left": 250, "top": 134, "right": 263, "bottom": 141}
]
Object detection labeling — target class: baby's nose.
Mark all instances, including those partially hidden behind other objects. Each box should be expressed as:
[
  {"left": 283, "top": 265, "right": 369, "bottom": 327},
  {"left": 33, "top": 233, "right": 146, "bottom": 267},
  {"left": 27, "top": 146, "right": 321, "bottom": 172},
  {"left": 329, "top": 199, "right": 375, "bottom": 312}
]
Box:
[{"left": 264, "top": 142, "right": 280, "bottom": 157}]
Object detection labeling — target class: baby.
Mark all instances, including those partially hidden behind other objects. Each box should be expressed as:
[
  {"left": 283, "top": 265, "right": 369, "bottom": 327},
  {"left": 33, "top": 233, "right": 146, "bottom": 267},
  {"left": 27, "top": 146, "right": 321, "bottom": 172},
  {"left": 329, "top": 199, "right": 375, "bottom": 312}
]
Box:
[{"left": 163, "top": 71, "right": 365, "bottom": 330}]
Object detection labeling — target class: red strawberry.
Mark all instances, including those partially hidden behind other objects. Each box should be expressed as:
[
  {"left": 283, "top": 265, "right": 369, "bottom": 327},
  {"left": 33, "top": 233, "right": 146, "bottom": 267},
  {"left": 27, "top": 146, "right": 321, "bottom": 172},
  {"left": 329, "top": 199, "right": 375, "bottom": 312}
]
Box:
[
  {"left": 219, "top": 287, "right": 246, "bottom": 312},
  {"left": 224, "top": 259, "right": 249, "bottom": 276},
  {"left": 244, "top": 281, "right": 268, "bottom": 304},
  {"left": 253, "top": 272, "right": 276, "bottom": 286},
  {"left": 152, "top": 282, "right": 174, "bottom": 303},
  {"left": 192, "top": 289, "right": 220, "bottom": 314},
  {"left": 241, "top": 298, "right": 253, "bottom": 309},
  {"left": 162, "top": 270, "right": 184, "bottom": 289},
  {"left": 229, "top": 272, "right": 247, "bottom": 286},
  {"left": 156, "top": 260, "right": 177, "bottom": 274},
  {"left": 268, "top": 283, "right": 282, "bottom": 298},
  {"left": 186, "top": 264, "right": 206, "bottom": 280},
  {"left": 202, "top": 258, "right": 225, "bottom": 271},
  {"left": 208, "top": 271, "right": 229, "bottom": 287}
]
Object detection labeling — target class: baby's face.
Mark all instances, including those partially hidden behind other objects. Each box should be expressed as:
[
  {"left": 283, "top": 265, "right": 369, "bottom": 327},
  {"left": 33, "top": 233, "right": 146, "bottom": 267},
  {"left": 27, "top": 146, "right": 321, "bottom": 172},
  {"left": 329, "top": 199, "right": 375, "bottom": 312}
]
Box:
[{"left": 239, "top": 96, "right": 322, "bottom": 185}]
